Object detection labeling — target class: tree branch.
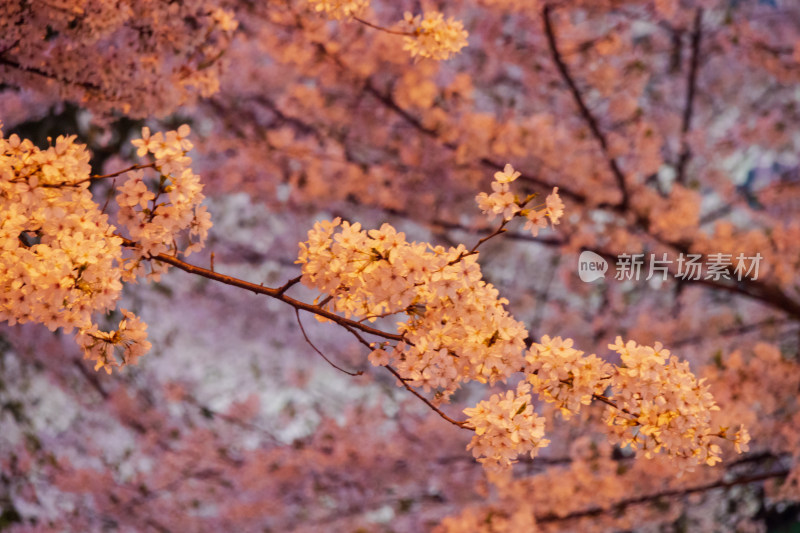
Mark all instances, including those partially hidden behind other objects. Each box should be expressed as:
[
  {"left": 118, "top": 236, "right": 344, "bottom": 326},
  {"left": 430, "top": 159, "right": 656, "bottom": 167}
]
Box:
[
  {"left": 295, "top": 308, "right": 363, "bottom": 376},
  {"left": 542, "top": 4, "right": 629, "bottom": 209},
  {"left": 0, "top": 55, "right": 102, "bottom": 92},
  {"left": 675, "top": 9, "right": 703, "bottom": 185},
  {"left": 536, "top": 467, "right": 789, "bottom": 523},
  {"left": 384, "top": 365, "right": 472, "bottom": 430},
  {"left": 125, "top": 240, "right": 405, "bottom": 342}
]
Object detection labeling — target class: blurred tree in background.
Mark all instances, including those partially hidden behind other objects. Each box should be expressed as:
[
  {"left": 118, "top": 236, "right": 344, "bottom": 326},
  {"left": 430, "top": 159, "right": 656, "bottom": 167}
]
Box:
[{"left": 1, "top": 0, "right": 800, "bottom": 531}]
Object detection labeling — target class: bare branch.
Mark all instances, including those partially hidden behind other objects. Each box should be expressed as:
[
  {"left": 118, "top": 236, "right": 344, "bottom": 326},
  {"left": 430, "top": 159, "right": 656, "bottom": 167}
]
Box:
[
  {"left": 295, "top": 308, "right": 363, "bottom": 377},
  {"left": 384, "top": 365, "right": 472, "bottom": 430},
  {"left": 542, "top": 4, "right": 629, "bottom": 209}
]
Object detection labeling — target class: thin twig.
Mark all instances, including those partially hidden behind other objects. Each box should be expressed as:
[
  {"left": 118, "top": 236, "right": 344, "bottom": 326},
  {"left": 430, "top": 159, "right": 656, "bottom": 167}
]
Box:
[
  {"left": 470, "top": 218, "right": 511, "bottom": 254},
  {"left": 277, "top": 275, "right": 302, "bottom": 295},
  {"left": 384, "top": 365, "right": 472, "bottom": 430},
  {"left": 100, "top": 178, "right": 116, "bottom": 214},
  {"left": 295, "top": 308, "right": 363, "bottom": 376},
  {"left": 316, "top": 294, "right": 333, "bottom": 309},
  {"left": 334, "top": 321, "right": 472, "bottom": 430},
  {"left": 89, "top": 163, "right": 155, "bottom": 182},
  {"left": 352, "top": 16, "right": 414, "bottom": 36},
  {"left": 447, "top": 217, "right": 512, "bottom": 266}
]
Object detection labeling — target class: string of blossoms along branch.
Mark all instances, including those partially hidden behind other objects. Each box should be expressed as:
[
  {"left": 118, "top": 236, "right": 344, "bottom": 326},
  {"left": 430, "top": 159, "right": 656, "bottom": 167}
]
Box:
[
  {"left": 0, "top": 127, "right": 748, "bottom": 473},
  {"left": 305, "top": 0, "right": 468, "bottom": 61},
  {"left": 295, "top": 166, "right": 747, "bottom": 471}
]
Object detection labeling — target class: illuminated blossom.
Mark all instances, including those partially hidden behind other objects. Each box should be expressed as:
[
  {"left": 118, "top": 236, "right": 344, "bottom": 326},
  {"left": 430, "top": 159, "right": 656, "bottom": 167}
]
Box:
[
  {"left": 403, "top": 12, "right": 469, "bottom": 61},
  {"left": 464, "top": 382, "right": 550, "bottom": 471}
]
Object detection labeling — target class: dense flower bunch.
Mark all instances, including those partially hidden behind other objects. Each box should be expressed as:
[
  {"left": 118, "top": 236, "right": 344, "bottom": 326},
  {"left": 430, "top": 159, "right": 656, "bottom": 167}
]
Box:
[
  {"left": 402, "top": 12, "right": 469, "bottom": 61},
  {"left": 0, "top": 128, "right": 123, "bottom": 335},
  {"left": 603, "top": 338, "right": 732, "bottom": 467},
  {"left": 463, "top": 382, "right": 550, "bottom": 471},
  {"left": 297, "top": 219, "right": 528, "bottom": 395},
  {"left": 0, "top": 125, "right": 208, "bottom": 373},
  {"left": 475, "top": 164, "right": 564, "bottom": 236},
  {"left": 120, "top": 126, "right": 211, "bottom": 280},
  {"left": 307, "top": 0, "right": 369, "bottom": 20},
  {"left": 460, "top": 332, "right": 746, "bottom": 472},
  {"left": 525, "top": 335, "right": 612, "bottom": 418},
  {"left": 524, "top": 335, "right": 744, "bottom": 468}
]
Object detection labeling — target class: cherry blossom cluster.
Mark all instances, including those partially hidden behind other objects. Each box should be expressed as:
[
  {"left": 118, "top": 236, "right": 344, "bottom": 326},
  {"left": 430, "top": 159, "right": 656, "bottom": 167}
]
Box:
[
  {"left": 75, "top": 309, "right": 152, "bottom": 374},
  {"left": 306, "top": 0, "right": 369, "bottom": 20},
  {"left": 460, "top": 333, "right": 749, "bottom": 473},
  {"left": 604, "top": 338, "right": 726, "bottom": 467},
  {"left": 0, "top": 128, "right": 123, "bottom": 337},
  {"left": 0, "top": 125, "right": 208, "bottom": 374},
  {"left": 475, "top": 164, "right": 564, "bottom": 236},
  {"left": 402, "top": 12, "right": 470, "bottom": 61},
  {"left": 463, "top": 382, "right": 549, "bottom": 471},
  {"left": 525, "top": 335, "right": 612, "bottom": 418},
  {"left": 119, "top": 126, "right": 212, "bottom": 281},
  {"left": 297, "top": 219, "right": 528, "bottom": 396}
]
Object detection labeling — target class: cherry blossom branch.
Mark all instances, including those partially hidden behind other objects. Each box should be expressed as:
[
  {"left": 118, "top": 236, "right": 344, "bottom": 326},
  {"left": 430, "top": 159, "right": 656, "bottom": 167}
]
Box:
[
  {"left": 542, "top": 4, "right": 630, "bottom": 209},
  {"left": 361, "top": 78, "right": 580, "bottom": 201},
  {"left": 0, "top": 55, "right": 102, "bottom": 91},
  {"left": 469, "top": 218, "right": 511, "bottom": 254},
  {"left": 87, "top": 163, "right": 156, "bottom": 183},
  {"left": 123, "top": 240, "right": 405, "bottom": 342},
  {"left": 675, "top": 8, "right": 703, "bottom": 185},
  {"left": 294, "top": 308, "right": 363, "bottom": 377},
  {"left": 276, "top": 275, "right": 303, "bottom": 296},
  {"left": 309, "top": 42, "right": 598, "bottom": 209}
]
